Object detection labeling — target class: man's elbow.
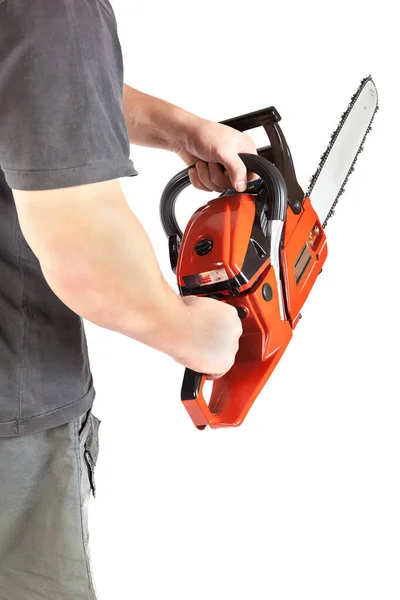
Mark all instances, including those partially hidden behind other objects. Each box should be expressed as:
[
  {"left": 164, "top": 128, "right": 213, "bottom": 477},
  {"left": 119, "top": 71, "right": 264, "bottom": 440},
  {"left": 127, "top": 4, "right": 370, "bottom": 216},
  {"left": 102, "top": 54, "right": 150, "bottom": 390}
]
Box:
[
  {"left": 40, "top": 252, "right": 106, "bottom": 321},
  {"left": 12, "top": 179, "right": 125, "bottom": 320}
]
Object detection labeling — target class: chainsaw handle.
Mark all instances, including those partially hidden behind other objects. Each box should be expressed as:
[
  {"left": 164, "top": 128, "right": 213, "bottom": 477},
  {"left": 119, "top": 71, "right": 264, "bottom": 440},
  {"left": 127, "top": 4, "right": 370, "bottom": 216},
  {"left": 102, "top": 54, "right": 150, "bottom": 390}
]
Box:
[
  {"left": 219, "top": 105, "right": 281, "bottom": 132},
  {"left": 180, "top": 369, "right": 224, "bottom": 430},
  {"left": 181, "top": 369, "right": 207, "bottom": 428},
  {"left": 160, "top": 153, "right": 287, "bottom": 240}
]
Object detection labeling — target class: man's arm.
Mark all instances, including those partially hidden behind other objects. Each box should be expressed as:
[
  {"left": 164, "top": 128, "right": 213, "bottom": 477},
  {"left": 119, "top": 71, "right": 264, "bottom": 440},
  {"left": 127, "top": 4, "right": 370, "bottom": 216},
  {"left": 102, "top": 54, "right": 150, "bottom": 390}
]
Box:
[
  {"left": 12, "top": 88, "right": 258, "bottom": 366},
  {"left": 13, "top": 180, "right": 190, "bottom": 362},
  {"left": 1, "top": 2, "right": 248, "bottom": 377},
  {"left": 122, "top": 85, "right": 194, "bottom": 152}
]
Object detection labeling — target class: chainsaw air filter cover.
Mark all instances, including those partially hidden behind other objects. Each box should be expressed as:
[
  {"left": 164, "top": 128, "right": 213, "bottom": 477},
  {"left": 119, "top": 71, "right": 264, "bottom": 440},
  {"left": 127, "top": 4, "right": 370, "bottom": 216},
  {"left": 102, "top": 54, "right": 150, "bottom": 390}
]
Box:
[{"left": 177, "top": 184, "right": 272, "bottom": 297}]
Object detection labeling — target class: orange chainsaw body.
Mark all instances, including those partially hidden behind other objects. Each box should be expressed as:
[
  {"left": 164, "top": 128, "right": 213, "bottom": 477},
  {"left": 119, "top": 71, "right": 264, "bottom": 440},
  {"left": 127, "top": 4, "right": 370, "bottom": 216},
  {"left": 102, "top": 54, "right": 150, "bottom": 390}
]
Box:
[
  {"left": 160, "top": 106, "right": 333, "bottom": 429},
  {"left": 176, "top": 192, "right": 327, "bottom": 428}
]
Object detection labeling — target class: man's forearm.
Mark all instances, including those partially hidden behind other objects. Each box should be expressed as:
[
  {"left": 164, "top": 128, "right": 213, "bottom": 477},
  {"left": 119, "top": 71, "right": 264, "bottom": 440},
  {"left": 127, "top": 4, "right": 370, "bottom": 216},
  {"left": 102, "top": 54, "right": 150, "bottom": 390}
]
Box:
[
  {"left": 122, "top": 84, "right": 198, "bottom": 152},
  {"left": 14, "top": 180, "right": 192, "bottom": 364}
]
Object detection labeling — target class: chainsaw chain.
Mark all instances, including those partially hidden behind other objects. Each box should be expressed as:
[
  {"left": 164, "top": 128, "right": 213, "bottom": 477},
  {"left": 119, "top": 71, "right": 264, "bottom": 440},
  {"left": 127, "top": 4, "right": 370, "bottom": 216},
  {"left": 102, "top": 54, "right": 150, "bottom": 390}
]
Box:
[{"left": 306, "top": 75, "right": 379, "bottom": 228}]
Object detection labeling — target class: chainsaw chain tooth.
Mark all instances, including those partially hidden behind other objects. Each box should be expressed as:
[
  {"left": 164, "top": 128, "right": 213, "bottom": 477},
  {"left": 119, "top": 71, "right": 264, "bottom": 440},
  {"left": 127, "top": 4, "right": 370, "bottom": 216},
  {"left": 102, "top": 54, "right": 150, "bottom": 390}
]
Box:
[{"left": 306, "top": 75, "right": 379, "bottom": 228}]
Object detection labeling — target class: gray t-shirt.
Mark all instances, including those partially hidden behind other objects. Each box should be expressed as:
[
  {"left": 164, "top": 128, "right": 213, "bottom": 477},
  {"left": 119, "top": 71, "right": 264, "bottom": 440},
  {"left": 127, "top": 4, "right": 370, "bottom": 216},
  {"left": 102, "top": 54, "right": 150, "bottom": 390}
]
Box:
[{"left": 0, "top": 0, "right": 137, "bottom": 436}]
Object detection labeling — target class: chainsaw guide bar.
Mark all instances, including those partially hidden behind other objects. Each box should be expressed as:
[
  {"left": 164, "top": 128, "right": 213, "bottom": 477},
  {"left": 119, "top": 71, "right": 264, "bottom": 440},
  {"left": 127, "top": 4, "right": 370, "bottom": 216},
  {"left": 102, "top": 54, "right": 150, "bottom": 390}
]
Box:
[{"left": 306, "top": 76, "right": 379, "bottom": 227}]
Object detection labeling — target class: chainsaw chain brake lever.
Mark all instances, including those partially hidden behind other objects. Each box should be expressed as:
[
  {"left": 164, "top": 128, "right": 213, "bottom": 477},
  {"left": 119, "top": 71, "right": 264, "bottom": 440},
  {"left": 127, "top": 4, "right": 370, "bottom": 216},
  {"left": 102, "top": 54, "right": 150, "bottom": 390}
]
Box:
[{"left": 160, "top": 153, "right": 288, "bottom": 429}]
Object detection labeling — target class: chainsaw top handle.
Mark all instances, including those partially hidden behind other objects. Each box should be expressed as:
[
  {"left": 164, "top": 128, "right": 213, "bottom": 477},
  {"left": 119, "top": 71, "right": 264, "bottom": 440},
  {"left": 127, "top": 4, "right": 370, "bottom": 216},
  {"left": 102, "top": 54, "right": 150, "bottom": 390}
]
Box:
[{"left": 160, "top": 153, "right": 288, "bottom": 241}]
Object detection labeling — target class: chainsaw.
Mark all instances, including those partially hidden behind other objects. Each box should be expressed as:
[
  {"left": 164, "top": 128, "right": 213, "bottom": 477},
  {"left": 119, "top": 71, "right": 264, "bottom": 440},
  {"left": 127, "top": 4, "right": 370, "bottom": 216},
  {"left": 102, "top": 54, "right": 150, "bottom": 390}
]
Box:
[{"left": 159, "top": 76, "right": 378, "bottom": 430}]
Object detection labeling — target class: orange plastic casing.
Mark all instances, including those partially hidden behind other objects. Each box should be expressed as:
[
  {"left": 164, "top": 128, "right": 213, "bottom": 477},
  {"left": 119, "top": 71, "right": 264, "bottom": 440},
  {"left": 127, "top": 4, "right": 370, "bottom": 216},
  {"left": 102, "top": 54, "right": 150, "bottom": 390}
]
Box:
[{"left": 177, "top": 195, "right": 327, "bottom": 429}]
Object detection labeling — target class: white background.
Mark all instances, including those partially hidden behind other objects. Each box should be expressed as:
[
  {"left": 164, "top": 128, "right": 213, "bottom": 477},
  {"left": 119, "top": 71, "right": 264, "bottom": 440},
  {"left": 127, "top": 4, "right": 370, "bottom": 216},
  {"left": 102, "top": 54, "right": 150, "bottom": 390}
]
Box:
[{"left": 86, "top": 1, "right": 400, "bottom": 598}]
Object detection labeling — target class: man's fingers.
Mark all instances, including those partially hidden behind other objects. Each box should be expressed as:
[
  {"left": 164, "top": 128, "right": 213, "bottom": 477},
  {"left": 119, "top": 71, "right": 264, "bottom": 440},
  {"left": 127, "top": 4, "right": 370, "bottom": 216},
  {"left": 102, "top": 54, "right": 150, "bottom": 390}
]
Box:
[
  {"left": 188, "top": 167, "right": 209, "bottom": 192},
  {"left": 218, "top": 154, "right": 248, "bottom": 192},
  {"left": 208, "top": 163, "right": 231, "bottom": 190},
  {"left": 189, "top": 160, "right": 259, "bottom": 193},
  {"left": 196, "top": 161, "right": 225, "bottom": 192}
]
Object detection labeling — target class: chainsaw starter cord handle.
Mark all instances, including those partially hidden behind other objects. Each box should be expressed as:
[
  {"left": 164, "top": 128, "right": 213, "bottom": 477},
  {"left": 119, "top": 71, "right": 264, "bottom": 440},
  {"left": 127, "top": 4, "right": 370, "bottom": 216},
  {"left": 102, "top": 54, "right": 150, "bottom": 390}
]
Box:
[{"left": 160, "top": 153, "right": 288, "bottom": 240}]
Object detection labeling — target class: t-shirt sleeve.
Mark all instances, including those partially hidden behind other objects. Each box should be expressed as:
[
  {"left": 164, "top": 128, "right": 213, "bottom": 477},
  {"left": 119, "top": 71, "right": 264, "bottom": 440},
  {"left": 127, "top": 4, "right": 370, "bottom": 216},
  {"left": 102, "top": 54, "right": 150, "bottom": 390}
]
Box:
[{"left": 0, "top": 0, "right": 138, "bottom": 191}]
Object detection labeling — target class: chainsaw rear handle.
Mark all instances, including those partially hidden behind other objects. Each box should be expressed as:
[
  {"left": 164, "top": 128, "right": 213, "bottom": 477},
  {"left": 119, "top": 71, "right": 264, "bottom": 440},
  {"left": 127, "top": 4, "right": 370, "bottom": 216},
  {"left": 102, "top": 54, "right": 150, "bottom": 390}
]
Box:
[
  {"left": 160, "top": 153, "right": 287, "bottom": 240},
  {"left": 160, "top": 154, "right": 288, "bottom": 429}
]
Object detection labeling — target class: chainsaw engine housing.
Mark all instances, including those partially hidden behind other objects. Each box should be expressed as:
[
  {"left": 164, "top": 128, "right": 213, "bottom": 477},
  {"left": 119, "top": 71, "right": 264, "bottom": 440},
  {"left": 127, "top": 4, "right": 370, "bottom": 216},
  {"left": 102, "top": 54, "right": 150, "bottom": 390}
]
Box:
[{"left": 177, "top": 187, "right": 272, "bottom": 297}]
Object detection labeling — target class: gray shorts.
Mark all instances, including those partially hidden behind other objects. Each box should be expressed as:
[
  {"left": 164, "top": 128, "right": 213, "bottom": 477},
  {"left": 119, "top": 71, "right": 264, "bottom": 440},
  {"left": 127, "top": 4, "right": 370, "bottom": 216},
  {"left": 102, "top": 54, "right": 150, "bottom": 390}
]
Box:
[{"left": 0, "top": 409, "right": 101, "bottom": 600}]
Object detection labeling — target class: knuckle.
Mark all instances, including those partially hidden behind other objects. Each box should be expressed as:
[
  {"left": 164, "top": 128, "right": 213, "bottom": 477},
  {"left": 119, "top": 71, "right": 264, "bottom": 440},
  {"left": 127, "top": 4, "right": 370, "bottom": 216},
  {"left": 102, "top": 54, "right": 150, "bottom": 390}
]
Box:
[{"left": 196, "top": 160, "right": 206, "bottom": 173}]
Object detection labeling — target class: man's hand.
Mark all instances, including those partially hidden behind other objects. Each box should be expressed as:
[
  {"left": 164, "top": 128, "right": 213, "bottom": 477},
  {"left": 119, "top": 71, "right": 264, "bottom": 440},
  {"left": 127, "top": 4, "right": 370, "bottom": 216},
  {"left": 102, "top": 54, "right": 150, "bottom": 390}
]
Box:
[
  {"left": 122, "top": 86, "right": 258, "bottom": 193},
  {"left": 175, "top": 117, "right": 258, "bottom": 193}
]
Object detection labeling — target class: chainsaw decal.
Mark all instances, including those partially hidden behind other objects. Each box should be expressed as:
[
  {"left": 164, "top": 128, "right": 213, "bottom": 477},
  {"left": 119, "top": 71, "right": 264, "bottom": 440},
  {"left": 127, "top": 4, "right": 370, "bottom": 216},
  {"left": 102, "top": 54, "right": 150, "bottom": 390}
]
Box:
[{"left": 183, "top": 267, "right": 229, "bottom": 288}]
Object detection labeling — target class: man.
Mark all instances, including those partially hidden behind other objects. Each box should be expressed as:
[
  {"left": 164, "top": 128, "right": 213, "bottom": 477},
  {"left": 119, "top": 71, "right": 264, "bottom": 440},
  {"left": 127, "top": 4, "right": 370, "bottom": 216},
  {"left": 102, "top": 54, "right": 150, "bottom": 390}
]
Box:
[{"left": 0, "top": 0, "right": 257, "bottom": 598}]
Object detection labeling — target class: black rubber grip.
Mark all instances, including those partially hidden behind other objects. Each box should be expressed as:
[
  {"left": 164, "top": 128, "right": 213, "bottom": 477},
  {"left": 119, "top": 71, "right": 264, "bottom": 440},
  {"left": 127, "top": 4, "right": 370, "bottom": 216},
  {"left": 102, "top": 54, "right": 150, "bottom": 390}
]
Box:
[
  {"left": 159, "top": 167, "right": 190, "bottom": 241},
  {"left": 181, "top": 368, "right": 203, "bottom": 401}
]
